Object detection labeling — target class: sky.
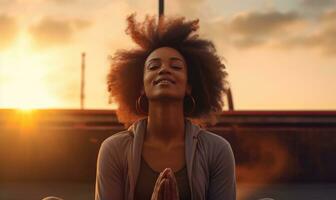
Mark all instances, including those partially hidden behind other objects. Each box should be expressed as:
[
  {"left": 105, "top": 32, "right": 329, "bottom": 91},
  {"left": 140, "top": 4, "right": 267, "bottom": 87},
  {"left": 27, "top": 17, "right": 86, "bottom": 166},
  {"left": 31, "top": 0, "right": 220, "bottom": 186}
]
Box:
[{"left": 0, "top": 0, "right": 335, "bottom": 110}]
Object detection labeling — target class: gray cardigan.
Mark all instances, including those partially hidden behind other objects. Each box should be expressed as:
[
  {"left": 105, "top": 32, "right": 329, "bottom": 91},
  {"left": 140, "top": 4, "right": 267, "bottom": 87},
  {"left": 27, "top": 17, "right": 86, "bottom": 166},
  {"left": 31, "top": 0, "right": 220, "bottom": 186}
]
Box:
[{"left": 95, "top": 118, "right": 236, "bottom": 200}]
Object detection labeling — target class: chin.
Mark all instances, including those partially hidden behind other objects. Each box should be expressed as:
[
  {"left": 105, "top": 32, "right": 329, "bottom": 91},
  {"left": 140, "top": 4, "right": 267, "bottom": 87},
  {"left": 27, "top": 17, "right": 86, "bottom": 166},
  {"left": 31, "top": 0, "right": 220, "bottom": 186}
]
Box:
[{"left": 150, "top": 93, "right": 182, "bottom": 101}]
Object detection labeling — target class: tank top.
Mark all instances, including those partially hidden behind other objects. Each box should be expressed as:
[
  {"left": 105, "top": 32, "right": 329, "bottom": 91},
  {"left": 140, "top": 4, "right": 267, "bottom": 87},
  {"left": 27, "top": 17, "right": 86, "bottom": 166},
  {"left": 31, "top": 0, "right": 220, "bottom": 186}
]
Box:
[{"left": 134, "top": 156, "right": 191, "bottom": 200}]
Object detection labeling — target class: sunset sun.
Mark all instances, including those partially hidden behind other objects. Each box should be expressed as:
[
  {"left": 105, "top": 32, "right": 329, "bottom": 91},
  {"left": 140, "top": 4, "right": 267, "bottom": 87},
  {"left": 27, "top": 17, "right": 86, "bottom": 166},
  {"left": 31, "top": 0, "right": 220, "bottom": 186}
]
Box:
[{"left": 0, "top": 33, "right": 59, "bottom": 109}]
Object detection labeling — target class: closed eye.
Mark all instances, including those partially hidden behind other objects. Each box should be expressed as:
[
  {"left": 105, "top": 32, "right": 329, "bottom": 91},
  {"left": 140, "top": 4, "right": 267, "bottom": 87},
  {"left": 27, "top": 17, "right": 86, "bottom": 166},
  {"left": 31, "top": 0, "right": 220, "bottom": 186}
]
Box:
[
  {"left": 172, "top": 65, "right": 182, "bottom": 70},
  {"left": 148, "top": 63, "right": 161, "bottom": 70},
  {"left": 149, "top": 65, "right": 159, "bottom": 70}
]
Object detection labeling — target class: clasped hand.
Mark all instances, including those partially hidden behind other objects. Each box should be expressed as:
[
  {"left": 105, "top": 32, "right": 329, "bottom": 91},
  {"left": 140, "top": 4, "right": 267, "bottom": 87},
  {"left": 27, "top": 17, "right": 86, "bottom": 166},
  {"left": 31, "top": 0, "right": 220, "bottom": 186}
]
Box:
[{"left": 151, "top": 168, "right": 180, "bottom": 200}]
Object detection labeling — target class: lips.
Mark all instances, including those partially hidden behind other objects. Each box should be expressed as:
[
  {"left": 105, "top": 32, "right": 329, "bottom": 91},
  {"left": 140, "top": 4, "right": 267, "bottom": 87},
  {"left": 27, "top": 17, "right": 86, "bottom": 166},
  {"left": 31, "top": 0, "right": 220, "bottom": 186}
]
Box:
[{"left": 154, "top": 77, "right": 175, "bottom": 85}]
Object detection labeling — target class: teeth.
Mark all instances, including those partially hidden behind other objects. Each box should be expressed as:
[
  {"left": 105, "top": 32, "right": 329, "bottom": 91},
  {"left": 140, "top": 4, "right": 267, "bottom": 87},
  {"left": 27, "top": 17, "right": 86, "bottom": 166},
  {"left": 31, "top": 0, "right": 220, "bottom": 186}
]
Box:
[
  {"left": 157, "top": 80, "right": 172, "bottom": 84},
  {"left": 159, "top": 80, "right": 171, "bottom": 84}
]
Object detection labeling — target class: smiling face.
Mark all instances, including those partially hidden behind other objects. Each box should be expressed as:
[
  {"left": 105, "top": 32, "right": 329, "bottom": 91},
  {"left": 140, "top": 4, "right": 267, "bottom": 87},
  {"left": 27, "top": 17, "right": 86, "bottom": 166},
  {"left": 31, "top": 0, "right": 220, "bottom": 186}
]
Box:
[{"left": 143, "top": 47, "right": 191, "bottom": 102}]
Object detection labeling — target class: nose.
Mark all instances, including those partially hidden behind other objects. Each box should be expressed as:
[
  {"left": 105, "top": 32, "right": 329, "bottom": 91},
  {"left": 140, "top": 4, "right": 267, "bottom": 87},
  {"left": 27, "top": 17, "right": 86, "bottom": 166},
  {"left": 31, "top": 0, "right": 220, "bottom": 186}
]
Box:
[{"left": 158, "top": 62, "right": 171, "bottom": 75}]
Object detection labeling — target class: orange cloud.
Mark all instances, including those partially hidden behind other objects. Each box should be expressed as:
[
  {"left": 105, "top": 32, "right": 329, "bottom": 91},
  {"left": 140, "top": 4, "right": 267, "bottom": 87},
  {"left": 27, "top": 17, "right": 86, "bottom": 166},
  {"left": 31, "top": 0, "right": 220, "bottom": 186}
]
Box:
[
  {"left": 29, "top": 17, "right": 91, "bottom": 49},
  {"left": 0, "top": 14, "right": 18, "bottom": 51},
  {"left": 229, "top": 11, "right": 301, "bottom": 36},
  {"left": 320, "top": 9, "right": 336, "bottom": 23},
  {"left": 202, "top": 8, "right": 336, "bottom": 55},
  {"left": 279, "top": 9, "right": 336, "bottom": 55},
  {"left": 284, "top": 27, "right": 336, "bottom": 55},
  {"left": 204, "top": 11, "right": 304, "bottom": 49},
  {"left": 229, "top": 11, "right": 303, "bottom": 48},
  {"left": 301, "top": 0, "right": 335, "bottom": 8}
]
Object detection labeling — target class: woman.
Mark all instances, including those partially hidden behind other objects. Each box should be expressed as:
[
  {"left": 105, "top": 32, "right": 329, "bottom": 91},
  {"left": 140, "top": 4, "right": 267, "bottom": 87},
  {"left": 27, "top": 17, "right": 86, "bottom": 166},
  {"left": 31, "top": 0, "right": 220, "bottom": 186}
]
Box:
[{"left": 95, "top": 13, "right": 236, "bottom": 200}]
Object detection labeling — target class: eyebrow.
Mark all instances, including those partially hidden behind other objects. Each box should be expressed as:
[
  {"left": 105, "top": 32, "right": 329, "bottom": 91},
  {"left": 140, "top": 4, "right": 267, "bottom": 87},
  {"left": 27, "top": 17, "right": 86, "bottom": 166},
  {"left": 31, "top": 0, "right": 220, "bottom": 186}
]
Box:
[{"left": 147, "top": 57, "right": 184, "bottom": 64}]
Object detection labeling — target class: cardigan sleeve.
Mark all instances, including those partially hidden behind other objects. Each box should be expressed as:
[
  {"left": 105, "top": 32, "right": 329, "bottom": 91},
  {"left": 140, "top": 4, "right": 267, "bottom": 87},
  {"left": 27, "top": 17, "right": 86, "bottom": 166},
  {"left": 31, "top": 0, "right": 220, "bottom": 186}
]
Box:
[
  {"left": 207, "top": 139, "right": 236, "bottom": 200},
  {"left": 95, "top": 137, "right": 124, "bottom": 200}
]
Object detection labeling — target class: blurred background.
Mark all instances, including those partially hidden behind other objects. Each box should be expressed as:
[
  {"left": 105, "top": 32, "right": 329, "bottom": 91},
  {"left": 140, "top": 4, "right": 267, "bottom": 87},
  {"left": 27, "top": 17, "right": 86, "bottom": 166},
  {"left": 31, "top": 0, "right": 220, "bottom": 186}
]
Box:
[{"left": 0, "top": 0, "right": 336, "bottom": 200}]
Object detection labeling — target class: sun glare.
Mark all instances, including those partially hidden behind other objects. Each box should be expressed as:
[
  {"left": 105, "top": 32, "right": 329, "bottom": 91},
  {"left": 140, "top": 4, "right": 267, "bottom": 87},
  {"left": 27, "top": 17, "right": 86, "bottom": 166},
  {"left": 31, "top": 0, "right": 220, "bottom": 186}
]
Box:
[{"left": 0, "top": 33, "right": 59, "bottom": 109}]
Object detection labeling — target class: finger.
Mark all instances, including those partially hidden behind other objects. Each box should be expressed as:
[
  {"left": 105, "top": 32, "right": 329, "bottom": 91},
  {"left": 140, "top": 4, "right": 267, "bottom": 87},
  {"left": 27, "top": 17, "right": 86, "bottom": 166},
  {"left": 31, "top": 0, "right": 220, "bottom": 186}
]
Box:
[
  {"left": 164, "top": 178, "right": 173, "bottom": 200},
  {"left": 167, "top": 176, "right": 177, "bottom": 200},
  {"left": 153, "top": 168, "right": 174, "bottom": 200},
  {"left": 157, "top": 178, "right": 166, "bottom": 200},
  {"left": 161, "top": 168, "right": 171, "bottom": 178},
  {"left": 167, "top": 172, "right": 179, "bottom": 200},
  {"left": 154, "top": 171, "right": 167, "bottom": 190},
  {"left": 164, "top": 179, "right": 169, "bottom": 200},
  {"left": 167, "top": 170, "right": 178, "bottom": 186},
  {"left": 152, "top": 177, "right": 166, "bottom": 200},
  {"left": 167, "top": 178, "right": 172, "bottom": 200}
]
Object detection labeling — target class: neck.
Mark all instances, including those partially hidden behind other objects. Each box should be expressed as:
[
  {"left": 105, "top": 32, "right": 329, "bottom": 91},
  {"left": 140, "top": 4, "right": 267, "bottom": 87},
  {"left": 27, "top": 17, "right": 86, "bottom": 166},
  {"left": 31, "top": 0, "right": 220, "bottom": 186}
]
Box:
[{"left": 146, "top": 100, "right": 185, "bottom": 144}]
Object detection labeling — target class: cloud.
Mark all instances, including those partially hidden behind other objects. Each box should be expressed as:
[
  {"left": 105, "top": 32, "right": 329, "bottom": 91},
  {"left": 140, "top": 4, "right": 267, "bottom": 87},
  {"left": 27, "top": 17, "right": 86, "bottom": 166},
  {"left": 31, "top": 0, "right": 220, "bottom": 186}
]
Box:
[
  {"left": 29, "top": 17, "right": 91, "bottom": 49},
  {"left": 229, "top": 11, "right": 301, "bottom": 36},
  {"left": 0, "top": 14, "right": 18, "bottom": 51},
  {"left": 301, "top": 0, "right": 336, "bottom": 8},
  {"left": 206, "top": 11, "right": 304, "bottom": 48},
  {"left": 307, "top": 27, "right": 336, "bottom": 54},
  {"left": 279, "top": 9, "right": 336, "bottom": 55},
  {"left": 203, "top": 9, "right": 336, "bottom": 55},
  {"left": 320, "top": 9, "right": 336, "bottom": 23},
  {"left": 299, "top": 0, "right": 336, "bottom": 17},
  {"left": 283, "top": 25, "right": 336, "bottom": 55}
]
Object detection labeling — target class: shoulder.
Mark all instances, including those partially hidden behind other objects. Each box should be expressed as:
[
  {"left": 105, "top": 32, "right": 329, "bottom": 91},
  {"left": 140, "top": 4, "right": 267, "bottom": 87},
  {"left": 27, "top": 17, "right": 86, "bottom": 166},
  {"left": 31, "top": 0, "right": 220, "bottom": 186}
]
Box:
[
  {"left": 99, "top": 130, "right": 133, "bottom": 160},
  {"left": 197, "top": 129, "right": 232, "bottom": 150},
  {"left": 101, "top": 130, "right": 133, "bottom": 148},
  {"left": 187, "top": 119, "right": 231, "bottom": 149},
  {"left": 197, "top": 129, "right": 235, "bottom": 164}
]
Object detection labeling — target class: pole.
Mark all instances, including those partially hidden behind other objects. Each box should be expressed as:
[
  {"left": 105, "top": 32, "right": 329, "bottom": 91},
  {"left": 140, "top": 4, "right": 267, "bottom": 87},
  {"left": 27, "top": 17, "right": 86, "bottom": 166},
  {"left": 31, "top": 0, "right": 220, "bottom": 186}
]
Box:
[
  {"left": 159, "top": 0, "right": 164, "bottom": 17},
  {"left": 80, "top": 52, "right": 85, "bottom": 110},
  {"left": 227, "top": 89, "right": 234, "bottom": 111}
]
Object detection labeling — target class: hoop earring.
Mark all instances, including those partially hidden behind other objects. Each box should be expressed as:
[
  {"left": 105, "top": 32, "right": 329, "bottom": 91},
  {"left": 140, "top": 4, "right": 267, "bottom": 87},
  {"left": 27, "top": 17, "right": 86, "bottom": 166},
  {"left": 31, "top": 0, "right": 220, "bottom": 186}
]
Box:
[
  {"left": 136, "top": 94, "right": 148, "bottom": 115},
  {"left": 185, "top": 94, "right": 196, "bottom": 116}
]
